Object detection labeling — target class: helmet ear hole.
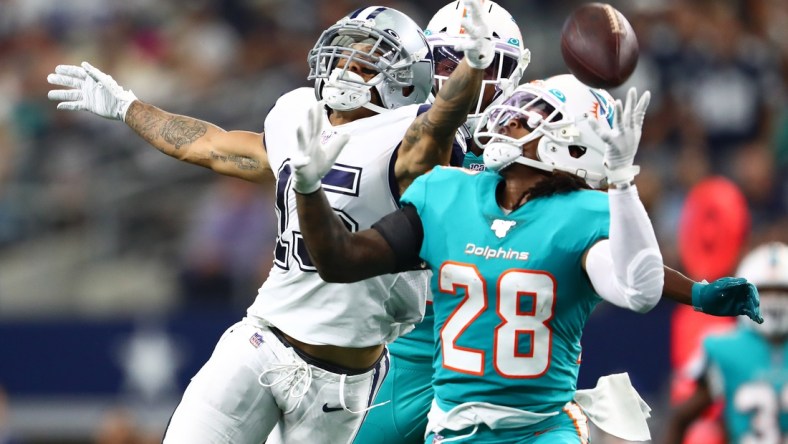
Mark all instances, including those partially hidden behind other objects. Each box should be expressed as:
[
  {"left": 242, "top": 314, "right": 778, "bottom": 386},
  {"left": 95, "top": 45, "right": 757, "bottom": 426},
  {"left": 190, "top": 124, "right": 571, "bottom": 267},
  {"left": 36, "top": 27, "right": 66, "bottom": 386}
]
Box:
[
  {"left": 402, "top": 85, "right": 415, "bottom": 97},
  {"left": 568, "top": 145, "right": 587, "bottom": 159}
]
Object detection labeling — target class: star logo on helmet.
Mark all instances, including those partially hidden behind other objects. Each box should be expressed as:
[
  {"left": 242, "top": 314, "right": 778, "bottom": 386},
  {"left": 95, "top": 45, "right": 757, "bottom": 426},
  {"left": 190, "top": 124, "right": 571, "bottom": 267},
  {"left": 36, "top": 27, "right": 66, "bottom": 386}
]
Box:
[{"left": 384, "top": 29, "right": 400, "bottom": 41}]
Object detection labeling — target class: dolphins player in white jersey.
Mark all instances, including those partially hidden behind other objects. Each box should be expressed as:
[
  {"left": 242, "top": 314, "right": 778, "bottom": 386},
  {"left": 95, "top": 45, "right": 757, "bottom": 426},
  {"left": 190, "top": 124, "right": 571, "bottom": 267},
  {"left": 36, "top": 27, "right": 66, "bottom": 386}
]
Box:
[{"left": 46, "top": 2, "right": 497, "bottom": 443}]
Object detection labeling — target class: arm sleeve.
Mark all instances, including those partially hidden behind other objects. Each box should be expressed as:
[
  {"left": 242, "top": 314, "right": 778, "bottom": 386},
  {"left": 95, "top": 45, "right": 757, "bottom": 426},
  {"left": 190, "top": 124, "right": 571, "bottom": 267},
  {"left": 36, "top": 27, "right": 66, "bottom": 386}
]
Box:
[
  {"left": 371, "top": 204, "right": 425, "bottom": 273},
  {"left": 585, "top": 185, "right": 664, "bottom": 313}
]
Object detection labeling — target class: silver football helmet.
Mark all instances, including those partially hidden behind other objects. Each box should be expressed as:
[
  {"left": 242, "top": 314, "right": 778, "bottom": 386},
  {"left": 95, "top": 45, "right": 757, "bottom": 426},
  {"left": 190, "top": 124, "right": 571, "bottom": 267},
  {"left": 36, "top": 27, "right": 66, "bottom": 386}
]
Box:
[
  {"left": 475, "top": 74, "right": 615, "bottom": 188},
  {"left": 308, "top": 6, "right": 433, "bottom": 113},
  {"left": 737, "top": 242, "right": 788, "bottom": 338}
]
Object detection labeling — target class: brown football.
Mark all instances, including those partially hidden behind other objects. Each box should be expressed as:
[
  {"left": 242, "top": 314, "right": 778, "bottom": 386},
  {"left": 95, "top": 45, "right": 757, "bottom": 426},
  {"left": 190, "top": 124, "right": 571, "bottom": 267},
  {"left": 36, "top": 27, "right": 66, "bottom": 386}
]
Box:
[{"left": 560, "top": 3, "right": 639, "bottom": 89}]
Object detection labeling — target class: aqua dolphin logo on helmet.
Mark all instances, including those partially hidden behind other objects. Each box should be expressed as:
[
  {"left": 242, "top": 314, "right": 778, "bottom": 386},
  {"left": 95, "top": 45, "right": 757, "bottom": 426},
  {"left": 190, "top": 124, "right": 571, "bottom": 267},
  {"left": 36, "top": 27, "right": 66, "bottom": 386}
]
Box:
[{"left": 590, "top": 89, "right": 614, "bottom": 128}]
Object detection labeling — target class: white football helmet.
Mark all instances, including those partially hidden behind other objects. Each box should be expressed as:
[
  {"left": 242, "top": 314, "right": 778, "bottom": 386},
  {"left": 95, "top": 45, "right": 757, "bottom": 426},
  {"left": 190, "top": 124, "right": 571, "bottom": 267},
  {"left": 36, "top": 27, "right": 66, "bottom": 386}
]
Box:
[
  {"left": 475, "top": 74, "right": 615, "bottom": 188},
  {"left": 308, "top": 6, "right": 433, "bottom": 113},
  {"left": 737, "top": 242, "right": 788, "bottom": 338},
  {"left": 425, "top": 1, "right": 530, "bottom": 131}
]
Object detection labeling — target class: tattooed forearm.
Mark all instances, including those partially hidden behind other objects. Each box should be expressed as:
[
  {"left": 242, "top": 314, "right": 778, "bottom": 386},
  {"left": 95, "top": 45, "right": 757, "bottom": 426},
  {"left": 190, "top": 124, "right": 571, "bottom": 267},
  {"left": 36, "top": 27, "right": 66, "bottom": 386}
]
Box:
[
  {"left": 125, "top": 101, "right": 208, "bottom": 152},
  {"left": 160, "top": 118, "right": 207, "bottom": 149},
  {"left": 401, "top": 60, "right": 483, "bottom": 154},
  {"left": 429, "top": 60, "right": 483, "bottom": 135},
  {"left": 210, "top": 151, "right": 261, "bottom": 171}
]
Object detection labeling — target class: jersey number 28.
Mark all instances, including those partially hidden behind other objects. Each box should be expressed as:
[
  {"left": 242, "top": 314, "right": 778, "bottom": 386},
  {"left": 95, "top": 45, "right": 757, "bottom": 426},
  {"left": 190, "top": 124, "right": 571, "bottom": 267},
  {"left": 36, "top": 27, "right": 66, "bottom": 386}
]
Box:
[{"left": 439, "top": 262, "right": 556, "bottom": 378}]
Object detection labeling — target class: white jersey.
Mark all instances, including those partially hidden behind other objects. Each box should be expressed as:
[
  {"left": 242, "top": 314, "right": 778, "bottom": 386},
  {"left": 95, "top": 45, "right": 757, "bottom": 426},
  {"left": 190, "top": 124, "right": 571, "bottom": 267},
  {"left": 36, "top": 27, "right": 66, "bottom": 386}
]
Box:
[{"left": 247, "top": 87, "right": 430, "bottom": 347}]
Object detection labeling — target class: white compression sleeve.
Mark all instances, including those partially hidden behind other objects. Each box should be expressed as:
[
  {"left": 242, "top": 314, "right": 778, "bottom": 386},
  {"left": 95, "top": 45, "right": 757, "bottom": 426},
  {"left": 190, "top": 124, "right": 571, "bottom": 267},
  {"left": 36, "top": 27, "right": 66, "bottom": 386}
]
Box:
[{"left": 585, "top": 185, "right": 664, "bottom": 313}]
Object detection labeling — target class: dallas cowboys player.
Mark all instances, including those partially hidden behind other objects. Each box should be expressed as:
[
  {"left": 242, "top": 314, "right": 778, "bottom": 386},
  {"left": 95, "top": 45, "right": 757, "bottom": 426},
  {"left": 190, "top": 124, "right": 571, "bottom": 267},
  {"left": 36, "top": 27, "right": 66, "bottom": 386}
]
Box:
[
  {"left": 293, "top": 74, "right": 714, "bottom": 442},
  {"left": 664, "top": 242, "right": 788, "bottom": 444},
  {"left": 46, "top": 2, "right": 496, "bottom": 443}
]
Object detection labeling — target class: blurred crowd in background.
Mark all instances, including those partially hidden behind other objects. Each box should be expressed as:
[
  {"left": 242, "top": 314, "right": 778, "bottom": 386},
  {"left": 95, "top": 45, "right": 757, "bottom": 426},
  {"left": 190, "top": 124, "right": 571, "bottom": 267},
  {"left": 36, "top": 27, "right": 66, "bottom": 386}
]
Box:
[{"left": 0, "top": 0, "right": 786, "bottom": 442}]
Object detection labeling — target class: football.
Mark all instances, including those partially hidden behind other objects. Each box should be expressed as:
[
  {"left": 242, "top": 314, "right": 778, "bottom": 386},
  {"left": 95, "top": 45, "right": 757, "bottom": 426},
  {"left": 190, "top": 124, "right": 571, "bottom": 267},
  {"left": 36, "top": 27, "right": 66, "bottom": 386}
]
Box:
[{"left": 560, "top": 3, "right": 639, "bottom": 89}]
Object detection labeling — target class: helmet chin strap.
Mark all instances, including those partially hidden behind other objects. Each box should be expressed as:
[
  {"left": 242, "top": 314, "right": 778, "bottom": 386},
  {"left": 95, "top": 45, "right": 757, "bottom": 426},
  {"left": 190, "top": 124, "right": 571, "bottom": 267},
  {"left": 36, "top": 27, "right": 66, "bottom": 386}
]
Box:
[{"left": 361, "top": 100, "right": 388, "bottom": 114}]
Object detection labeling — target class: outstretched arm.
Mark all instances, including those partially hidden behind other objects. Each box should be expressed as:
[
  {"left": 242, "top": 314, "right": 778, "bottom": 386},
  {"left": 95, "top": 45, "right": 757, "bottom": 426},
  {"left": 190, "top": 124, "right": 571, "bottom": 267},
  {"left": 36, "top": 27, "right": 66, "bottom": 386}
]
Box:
[
  {"left": 395, "top": 0, "right": 490, "bottom": 193},
  {"left": 663, "top": 266, "right": 763, "bottom": 323},
  {"left": 291, "top": 103, "right": 419, "bottom": 282},
  {"left": 296, "top": 186, "right": 399, "bottom": 282},
  {"left": 124, "top": 101, "right": 269, "bottom": 182},
  {"left": 48, "top": 62, "right": 272, "bottom": 183},
  {"left": 585, "top": 88, "right": 664, "bottom": 313}
]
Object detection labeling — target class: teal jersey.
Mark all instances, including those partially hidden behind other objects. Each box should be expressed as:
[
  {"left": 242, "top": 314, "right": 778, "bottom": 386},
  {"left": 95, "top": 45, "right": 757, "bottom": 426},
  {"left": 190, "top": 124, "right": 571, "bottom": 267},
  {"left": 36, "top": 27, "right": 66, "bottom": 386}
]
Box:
[
  {"left": 462, "top": 151, "right": 485, "bottom": 171},
  {"left": 701, "top": 329, "right": 788, "bottom": 442},
  {"left": 401, "top": 166, "right": 610, "bottom": 414}
]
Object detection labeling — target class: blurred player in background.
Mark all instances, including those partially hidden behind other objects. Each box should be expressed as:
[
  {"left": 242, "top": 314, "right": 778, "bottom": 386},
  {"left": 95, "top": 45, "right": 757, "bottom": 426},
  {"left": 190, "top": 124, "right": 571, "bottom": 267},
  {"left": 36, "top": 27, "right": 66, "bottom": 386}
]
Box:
[
  {"left": 352, "top": 2, "right": 531, "bottom": 443},
  {"left": 294, "top": 74, "right": 663, "bottom": 442},
  {"left": 46, "top": 1, "right": 495, "bottom": 442},
  {"left": 664, "top": 241, "right": 788, "bottom": 443}
]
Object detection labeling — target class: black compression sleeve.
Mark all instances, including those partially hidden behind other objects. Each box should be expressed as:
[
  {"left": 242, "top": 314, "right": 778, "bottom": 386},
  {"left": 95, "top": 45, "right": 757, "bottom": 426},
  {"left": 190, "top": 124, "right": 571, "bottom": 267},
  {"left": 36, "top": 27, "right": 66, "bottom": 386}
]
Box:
[{"left": 371, "top": 204, "right": 425, "bottom": 272}]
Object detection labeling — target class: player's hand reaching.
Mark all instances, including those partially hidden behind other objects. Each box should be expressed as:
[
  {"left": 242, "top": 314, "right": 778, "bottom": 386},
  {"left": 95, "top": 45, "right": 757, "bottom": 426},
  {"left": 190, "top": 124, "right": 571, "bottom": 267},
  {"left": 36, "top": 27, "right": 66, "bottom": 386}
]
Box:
[
  {"left": 292, "top": 102, "right": 350, "bottom": 194},
  {"left": 591, "top": 87, "right": 650, "bottom": 186},
  {"left": 453, "top": 0, "right": 494, "bottom": 69},
  {"left": 692, "top": 277, "right": 763, "bottom": 324},
  {"left": 47, "top": 62, "right": 137, "bottom": 122}
]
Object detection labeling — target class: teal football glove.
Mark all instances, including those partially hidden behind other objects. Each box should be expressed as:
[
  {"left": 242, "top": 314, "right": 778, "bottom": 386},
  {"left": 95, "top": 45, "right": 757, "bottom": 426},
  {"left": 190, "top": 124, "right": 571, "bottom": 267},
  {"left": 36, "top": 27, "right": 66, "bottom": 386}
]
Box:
[{"left": 692, "top": 277, "right": 763, "bottom": 323}]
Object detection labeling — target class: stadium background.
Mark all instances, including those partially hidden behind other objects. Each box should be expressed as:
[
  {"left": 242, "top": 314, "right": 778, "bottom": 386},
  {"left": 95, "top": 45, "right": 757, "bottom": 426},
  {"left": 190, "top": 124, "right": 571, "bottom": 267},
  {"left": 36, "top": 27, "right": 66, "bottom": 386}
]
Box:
[{"left": 0, "top": 0, "right": 785, "bottom": 442}]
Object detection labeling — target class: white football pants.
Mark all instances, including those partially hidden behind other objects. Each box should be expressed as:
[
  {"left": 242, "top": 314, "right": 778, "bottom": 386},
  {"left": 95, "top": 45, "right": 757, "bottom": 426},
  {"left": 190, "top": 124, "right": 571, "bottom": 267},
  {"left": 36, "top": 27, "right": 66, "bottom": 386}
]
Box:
[{"left": 163, "top": 318, "right": 390, "bottom": 444}]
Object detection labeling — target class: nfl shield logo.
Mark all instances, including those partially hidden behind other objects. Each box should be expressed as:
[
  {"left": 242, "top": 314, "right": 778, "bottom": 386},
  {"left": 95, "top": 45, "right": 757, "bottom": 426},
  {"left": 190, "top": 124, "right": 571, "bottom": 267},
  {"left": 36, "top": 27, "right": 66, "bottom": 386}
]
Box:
[{"left": 249, "top": 332, "right": 264, "bottom": 348}]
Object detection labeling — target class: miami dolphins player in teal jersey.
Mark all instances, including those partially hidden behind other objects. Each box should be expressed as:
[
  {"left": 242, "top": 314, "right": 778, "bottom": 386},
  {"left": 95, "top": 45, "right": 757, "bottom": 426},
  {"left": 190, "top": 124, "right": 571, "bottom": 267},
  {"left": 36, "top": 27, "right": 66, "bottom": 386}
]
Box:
[
  {"left": 293, "top": 74, "right": 761, "bottom": 442},
  {"left": 352, "top": 3, "right": 531, "bottom": 443},
  {"left": 353, "top": 3, "right": 763, "bottom": 442},
  {"left": 664, "top": 242, "right": 788, "bottom": 443}
]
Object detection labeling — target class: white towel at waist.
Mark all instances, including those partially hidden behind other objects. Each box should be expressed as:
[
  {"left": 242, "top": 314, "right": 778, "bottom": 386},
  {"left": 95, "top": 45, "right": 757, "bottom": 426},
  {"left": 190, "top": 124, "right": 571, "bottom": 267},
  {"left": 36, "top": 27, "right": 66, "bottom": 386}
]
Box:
[{"left": 573, "top": 372, "right": 652, "bottom": 441}]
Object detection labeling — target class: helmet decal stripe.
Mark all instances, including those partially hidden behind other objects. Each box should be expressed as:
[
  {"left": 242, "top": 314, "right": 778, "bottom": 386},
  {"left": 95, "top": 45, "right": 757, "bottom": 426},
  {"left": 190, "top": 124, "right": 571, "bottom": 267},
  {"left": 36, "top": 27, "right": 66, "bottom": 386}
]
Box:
[
  {"left": 351, "top": 7, "right": 388, "bottom": 20},
  {"left": 366, "top": 7, "right": 388, "bottom": 20}
]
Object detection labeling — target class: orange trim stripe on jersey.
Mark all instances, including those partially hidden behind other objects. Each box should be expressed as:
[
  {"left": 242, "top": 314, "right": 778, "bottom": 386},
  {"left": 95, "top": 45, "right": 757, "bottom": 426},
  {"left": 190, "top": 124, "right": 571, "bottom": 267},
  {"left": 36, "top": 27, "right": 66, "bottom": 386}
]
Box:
[{"left": 562, "top": 402, "right": 589, "bottom": 444}]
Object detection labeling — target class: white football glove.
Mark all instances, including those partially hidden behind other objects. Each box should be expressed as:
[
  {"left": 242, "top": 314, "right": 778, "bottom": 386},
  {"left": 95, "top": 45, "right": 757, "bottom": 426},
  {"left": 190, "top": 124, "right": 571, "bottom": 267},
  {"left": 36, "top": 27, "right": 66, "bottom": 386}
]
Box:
[
  {"left": 47, "top": 62, "right": 137, "bottom": 122},
  {"left": 591, "top": 87, "right": 651, "bottom": 186},
  {"left": 292, "top": 102, "right": 349, "bottom": 194},
  {"left": 453, "top": 0, "right": 494, "bottom": 69}
]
